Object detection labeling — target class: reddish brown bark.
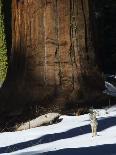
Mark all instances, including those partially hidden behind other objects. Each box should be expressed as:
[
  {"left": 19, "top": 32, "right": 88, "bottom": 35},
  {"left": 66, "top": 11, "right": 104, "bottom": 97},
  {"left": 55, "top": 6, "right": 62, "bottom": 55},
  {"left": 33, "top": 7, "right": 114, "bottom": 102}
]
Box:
[{"left": 2, "top": 0, "right": 104, "bottom": 116}]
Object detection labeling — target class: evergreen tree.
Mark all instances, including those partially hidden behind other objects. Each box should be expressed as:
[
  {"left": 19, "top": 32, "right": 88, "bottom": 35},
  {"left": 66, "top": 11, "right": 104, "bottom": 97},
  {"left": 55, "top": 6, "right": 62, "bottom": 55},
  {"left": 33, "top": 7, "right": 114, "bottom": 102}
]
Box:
[{"left": 0, "top": 0, "right": 7, "bottom": 83}]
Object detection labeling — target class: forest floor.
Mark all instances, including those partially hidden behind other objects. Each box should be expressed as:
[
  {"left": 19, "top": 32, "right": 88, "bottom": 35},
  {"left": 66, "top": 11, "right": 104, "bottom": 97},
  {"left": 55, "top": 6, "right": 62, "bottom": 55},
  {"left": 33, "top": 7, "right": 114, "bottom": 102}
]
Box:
[{"left": 0, "top": 105, "right": 116, "bottom": 155}]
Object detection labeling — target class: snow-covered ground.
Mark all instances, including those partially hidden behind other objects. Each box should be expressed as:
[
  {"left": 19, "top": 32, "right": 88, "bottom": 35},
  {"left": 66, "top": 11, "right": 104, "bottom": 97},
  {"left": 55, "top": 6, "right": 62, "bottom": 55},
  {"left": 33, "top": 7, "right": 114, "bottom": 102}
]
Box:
[
  {"left": 0, "top": 106, "right": 116, "bottom": 155},
  {"left": 104, "top": 81, "right": 116, "bottom": 96}
]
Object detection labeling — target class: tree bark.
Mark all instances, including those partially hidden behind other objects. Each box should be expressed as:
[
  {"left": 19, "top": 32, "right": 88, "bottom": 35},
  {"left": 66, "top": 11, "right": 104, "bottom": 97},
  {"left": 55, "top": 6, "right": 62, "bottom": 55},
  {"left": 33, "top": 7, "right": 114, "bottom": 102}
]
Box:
[{"left": 1, "top": 0, "right": 104, "bottom": 118}]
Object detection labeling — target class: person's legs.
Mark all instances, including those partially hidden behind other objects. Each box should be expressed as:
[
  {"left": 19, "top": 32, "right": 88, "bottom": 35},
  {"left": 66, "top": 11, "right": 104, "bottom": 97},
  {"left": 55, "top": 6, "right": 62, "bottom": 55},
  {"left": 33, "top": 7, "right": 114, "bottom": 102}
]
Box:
[
  {"left": 94, "top": 125, "right": 97, "bottom": 136},
  {"left": 91, "top": 126, "right": 94, "bottom": 137}
]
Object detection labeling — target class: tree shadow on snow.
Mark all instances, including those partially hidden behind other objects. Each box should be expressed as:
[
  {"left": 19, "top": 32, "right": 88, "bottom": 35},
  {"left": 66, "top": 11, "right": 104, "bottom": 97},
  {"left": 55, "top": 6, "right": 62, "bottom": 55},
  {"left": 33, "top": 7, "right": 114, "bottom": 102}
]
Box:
[
  {"left": 0, "top": 116, "right": 116, "bottom": 154},
  {"left": 18, "top": 143, "right": 116, "bottom": 155},
  {"left": 98, "top": 116, "right": 116, "bottom": 132}
]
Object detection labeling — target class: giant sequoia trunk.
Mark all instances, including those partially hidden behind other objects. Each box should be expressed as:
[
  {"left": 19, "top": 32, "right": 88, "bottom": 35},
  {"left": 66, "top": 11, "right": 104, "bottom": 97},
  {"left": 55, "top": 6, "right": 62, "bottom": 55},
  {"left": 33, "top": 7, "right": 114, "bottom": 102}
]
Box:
[{"left": 1, "top": 0, "right": 104, "bottom": 118}]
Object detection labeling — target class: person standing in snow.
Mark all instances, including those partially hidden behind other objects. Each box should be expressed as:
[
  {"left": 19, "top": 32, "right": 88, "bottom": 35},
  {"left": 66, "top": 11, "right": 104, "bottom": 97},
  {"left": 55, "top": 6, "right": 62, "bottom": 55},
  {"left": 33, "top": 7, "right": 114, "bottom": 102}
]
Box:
[{"left": 89, "top": 110, "right": 98, "bottom": 137}]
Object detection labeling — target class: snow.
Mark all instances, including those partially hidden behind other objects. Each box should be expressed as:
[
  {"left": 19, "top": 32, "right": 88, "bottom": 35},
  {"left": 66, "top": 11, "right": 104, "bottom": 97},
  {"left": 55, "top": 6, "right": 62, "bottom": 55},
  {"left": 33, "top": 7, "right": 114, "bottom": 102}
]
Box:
[
  {"left": 104, "top": 81, "right": 116, "bottom": 96},
  {"left": 0, "top": 106, "right": 116, "bottom": 155},
  {"left": 104, "top": 73, "right": 116, "bottom": 96},
  {"left": 107, "top": 74, "right": 116, "bottom": 79},
  {"left": 16, "top": 113, "right": 61, "bottom": 131}
]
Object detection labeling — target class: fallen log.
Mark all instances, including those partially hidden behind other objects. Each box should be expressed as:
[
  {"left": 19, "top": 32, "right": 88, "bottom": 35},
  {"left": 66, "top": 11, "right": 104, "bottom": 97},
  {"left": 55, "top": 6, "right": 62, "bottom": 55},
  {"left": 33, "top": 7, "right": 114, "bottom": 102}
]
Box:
[{"left": 16, "top": 113, "right": 61, "bottom": 131}]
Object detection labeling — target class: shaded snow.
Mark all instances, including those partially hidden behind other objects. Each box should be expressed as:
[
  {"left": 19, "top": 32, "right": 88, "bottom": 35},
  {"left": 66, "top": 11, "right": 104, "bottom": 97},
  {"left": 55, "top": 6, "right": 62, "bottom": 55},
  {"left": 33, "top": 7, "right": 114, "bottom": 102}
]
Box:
[
  {"left": 108, "top": 74, "right": 116, "bottom": 79},
  {"left": 104, "top": 81, "right": 116, "bottom": 96},
  {"left": 0, "top": 106, "right": 116, "bottom": 155}
]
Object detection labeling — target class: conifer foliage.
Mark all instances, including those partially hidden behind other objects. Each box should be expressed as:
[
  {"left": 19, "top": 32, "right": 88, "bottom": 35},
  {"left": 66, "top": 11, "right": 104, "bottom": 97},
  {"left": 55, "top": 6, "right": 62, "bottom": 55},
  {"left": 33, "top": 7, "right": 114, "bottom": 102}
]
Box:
[{"left": 0, "top": 0, "right": 7, "bottom": 82}]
